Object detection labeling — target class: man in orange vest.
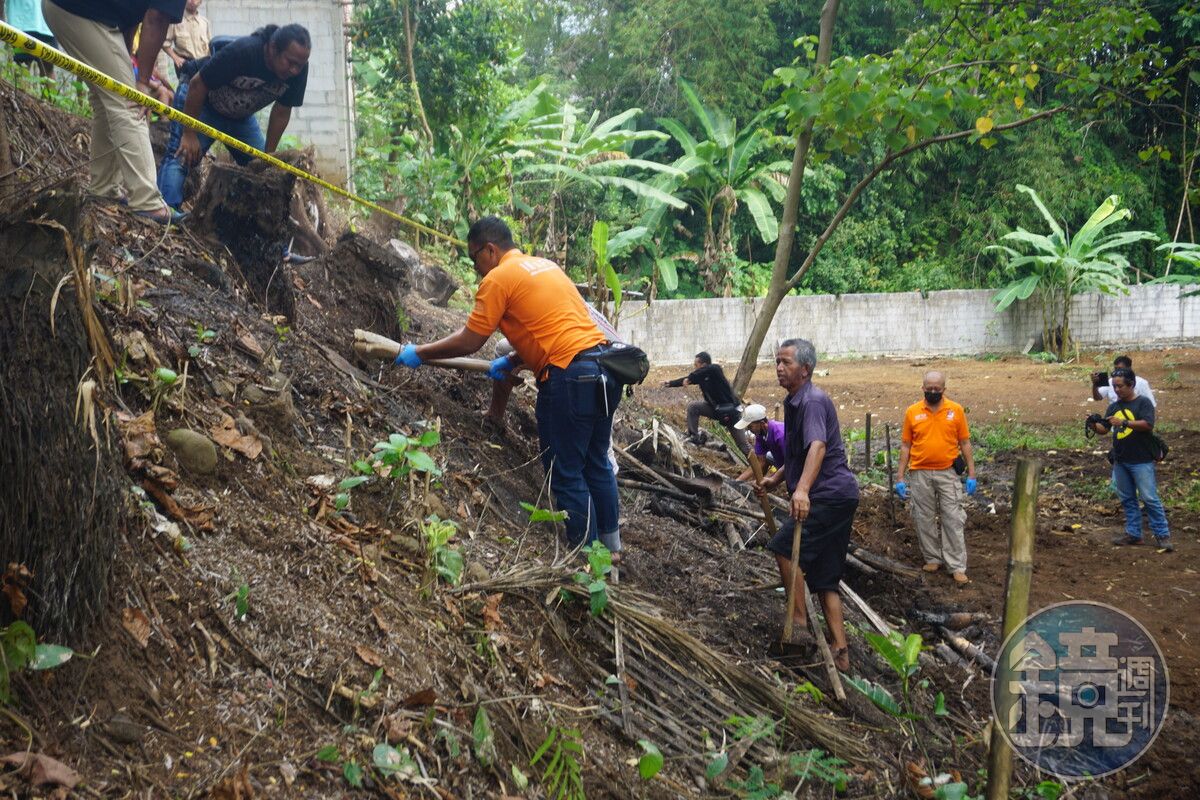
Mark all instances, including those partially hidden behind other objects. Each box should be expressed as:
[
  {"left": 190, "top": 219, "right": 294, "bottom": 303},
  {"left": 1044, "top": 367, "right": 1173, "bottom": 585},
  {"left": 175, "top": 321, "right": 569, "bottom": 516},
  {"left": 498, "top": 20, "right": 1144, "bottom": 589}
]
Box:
[
  {"left": 394, "top": 217, "right": 622, "bottom": 557},
  {"left": 895, "top": 371, "right": 977, "bottom": 584}
]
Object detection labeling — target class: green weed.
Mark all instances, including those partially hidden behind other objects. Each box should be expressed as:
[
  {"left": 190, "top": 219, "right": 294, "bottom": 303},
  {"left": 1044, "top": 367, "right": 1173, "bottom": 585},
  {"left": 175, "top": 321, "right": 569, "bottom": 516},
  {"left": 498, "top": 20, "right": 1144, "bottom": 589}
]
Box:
[
  {"left": 531, "top": 727, "right": 585, "bottom": 800},
  {"left": 0, "top": 621, "right": 73, "bottom": 705}
]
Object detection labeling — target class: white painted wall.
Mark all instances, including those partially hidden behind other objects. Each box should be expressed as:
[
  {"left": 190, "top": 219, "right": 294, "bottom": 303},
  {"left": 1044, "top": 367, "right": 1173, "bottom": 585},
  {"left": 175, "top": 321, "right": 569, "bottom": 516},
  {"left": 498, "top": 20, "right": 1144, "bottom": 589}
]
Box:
[
  {"left": 204, "top": 0, "right": 353, "bottom": 184},
  {"left": 616, "top": 284, "right": 1200, "bottom": 366}
]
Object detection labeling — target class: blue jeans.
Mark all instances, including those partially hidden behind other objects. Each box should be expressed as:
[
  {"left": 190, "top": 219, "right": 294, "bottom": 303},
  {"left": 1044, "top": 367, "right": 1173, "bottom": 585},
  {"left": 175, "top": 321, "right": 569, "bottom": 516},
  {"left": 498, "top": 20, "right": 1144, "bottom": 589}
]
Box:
[
  {"left": 534, "top": 351, "right": 622, "bottom": 551},
  {"left": 1112, "top": 461, "right": 1170, "bottom": 540},
  {"left": 157, "top": 79, "right": 265, "bottom": 209}
]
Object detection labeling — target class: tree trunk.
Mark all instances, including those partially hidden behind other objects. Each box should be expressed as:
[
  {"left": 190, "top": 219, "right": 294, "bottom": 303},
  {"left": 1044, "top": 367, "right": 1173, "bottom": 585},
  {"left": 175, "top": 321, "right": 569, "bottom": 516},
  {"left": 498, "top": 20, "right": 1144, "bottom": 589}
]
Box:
[
  {"left": 732, "top": 0, "right": 840, "bottom": 395},
  {"left": 402, "top": 0, "right": 435, "bottom": 149}
]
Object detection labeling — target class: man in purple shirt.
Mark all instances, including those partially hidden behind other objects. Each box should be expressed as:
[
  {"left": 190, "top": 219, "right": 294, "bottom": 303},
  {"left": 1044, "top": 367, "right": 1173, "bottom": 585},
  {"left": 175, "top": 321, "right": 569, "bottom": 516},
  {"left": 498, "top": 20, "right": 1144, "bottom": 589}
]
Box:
[
  {"left": 756, "top": 338, "right": 858, "bottom": 671},
  {"left": 733, "top": 403, "right": 785, "bottom": 481}
]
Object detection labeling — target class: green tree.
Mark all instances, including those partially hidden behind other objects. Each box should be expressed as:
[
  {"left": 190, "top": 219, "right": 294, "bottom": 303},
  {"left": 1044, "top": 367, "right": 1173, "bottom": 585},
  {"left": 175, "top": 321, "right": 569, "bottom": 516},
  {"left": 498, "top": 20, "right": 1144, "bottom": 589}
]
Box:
[
  {"left": 731, "top": 0, "right": 1173, "bottom": 395},
  {"left": 988, "top": 185, "right": 1158, "bottom": 360}
]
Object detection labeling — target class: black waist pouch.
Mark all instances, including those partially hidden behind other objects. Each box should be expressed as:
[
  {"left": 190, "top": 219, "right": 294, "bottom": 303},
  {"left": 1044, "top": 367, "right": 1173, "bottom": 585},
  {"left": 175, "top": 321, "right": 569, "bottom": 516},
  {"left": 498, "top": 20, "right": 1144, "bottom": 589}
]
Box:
[{"left": 597, "top": 343, "right": 650, "bottom": 387}]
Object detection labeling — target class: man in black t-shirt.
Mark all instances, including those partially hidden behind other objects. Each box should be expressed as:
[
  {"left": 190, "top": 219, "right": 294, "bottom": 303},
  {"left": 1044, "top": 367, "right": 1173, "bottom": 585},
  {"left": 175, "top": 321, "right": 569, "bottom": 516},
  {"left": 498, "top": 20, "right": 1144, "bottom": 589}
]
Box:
[
  {"left": 1089, "top": 367, "right": 1173, "bottom": 552},
  {"left": 157, "top": 23, "right": 311, "bottom": 210},
  {"left": 663, "top": 351, "right": 749, "bottom": 452}
]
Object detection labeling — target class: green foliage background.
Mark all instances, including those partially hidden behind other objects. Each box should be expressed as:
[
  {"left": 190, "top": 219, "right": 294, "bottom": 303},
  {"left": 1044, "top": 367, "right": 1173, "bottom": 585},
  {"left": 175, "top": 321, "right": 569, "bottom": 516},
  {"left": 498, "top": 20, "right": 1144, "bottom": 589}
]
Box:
[{"left": 348, "top": 0, "right": 1196, "bottom": 300}]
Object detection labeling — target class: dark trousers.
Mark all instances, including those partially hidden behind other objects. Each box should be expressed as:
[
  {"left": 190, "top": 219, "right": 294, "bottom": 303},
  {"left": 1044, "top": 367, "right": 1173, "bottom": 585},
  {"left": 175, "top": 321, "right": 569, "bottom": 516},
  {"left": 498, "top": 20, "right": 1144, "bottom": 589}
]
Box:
[
  {"left": 535, "top": 354, "right": 622, "bottom": 550},
  {"left": 686, "top": 401, "right": 749, "bottom": 453}
]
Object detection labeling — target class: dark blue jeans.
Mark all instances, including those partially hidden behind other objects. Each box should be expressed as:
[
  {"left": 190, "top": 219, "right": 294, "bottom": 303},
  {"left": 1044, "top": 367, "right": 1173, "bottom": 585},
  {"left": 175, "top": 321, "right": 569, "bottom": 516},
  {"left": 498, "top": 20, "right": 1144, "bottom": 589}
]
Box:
[
  {"left": 157, "top": 79, "right": 265, "bottom": 209},
  {"left": 535, "top": 352, "right": 622, "bottom": 550},
  {"left": 1112, "top": 461, "right": 1170, "bottom": 540}
]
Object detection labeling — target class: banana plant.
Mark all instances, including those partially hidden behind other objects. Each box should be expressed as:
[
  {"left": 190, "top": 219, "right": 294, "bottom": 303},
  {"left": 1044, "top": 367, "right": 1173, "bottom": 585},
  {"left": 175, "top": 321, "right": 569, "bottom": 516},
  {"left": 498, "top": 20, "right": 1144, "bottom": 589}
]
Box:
[
  {"left": 645, "top": 80, "right": 790, "bottom": 296},
  {"left": 987, "top": 185, "right": 1158, "bottom": 360},
  {"left": 509, "top": 89, "right": 687, "bottom": 259}
]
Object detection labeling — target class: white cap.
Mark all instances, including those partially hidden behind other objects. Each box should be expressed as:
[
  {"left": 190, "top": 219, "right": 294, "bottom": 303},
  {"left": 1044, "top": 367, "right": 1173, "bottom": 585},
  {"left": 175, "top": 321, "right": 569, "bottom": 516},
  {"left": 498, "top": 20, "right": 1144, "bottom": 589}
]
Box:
[{"left": 734, "top": 403, "right": 768, "bottom": 430}]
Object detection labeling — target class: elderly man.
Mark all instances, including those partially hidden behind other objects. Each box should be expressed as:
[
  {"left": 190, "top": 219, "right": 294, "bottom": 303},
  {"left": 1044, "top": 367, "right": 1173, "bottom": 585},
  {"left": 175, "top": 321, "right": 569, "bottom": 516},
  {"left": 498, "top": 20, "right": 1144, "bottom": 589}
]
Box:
[
  {"left": 1090, "top": 367, "right": 1172, "bottom": 552},
  {"left": 394, "top": 217, "right": 623, "bottom": 558},
  {"left": 1092, "top": 354, "right": 1156, "bottom": 408},
  {"left": 43, "top": 0, "right": 186, "bottom": 224},
  {"left": 158, "top": 23, "right": 311, "bottom": 210},
  {"left": 895, "top": 371, "right": 977, "bottom": 584},
  {"left": 756, "top": 340, "right": 858, "bottom": 671},
  {"left": 734, "top": 404, "right": 784, "bottom": 482},
  {"left": 663, "top": 352, "right": 748, "bottom": 452}
]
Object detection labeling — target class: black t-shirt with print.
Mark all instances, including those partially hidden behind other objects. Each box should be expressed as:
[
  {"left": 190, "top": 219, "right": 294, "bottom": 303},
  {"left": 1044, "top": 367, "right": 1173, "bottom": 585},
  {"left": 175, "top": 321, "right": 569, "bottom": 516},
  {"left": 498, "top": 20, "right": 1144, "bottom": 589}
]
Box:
[
  {"left": 1104, "top": 395, "right": 1157, "bottom": 464},
  {"left": 49, "top": 0, "right": 184, "bottom": 30},
  {"left": 198, "top": 32, "right": 307, "bottom": 120}
]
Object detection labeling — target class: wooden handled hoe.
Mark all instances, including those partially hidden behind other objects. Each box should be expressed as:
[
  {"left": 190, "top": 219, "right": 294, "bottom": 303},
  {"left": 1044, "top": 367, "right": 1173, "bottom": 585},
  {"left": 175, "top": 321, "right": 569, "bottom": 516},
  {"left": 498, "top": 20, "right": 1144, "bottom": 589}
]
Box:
[
  {"left": 749, "top": 452, "right": 844, "bottom": 700},
  {"left": 353, "top": 329, "right": 491, "bottom": 373}
]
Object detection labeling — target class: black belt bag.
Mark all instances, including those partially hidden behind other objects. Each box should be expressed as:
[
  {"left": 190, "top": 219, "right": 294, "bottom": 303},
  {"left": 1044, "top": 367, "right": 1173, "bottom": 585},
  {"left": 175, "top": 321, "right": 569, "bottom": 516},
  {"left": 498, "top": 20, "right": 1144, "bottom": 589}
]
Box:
[{"left": 595, "top": 342, "right": 650, "bottom": 388}]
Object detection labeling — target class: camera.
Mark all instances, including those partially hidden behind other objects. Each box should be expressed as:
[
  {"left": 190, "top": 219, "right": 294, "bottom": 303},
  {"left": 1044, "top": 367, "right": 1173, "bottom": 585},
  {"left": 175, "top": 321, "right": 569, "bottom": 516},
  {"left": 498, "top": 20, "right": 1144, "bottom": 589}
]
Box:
[{"left": 1091, "top": 370, "right": 1109, "bottom": 387}]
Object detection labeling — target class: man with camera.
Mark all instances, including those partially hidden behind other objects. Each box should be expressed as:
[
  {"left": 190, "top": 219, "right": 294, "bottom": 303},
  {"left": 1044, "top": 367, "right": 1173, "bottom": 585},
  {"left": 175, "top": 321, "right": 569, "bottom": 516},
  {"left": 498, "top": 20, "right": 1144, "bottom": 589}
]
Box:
[
  {"left": 894, "top": 371, "right": 977, "bottom": 584},
  {"left": 1087, "top": 366, "right": 1172, "bottom": 552},
  {"left": 1091, "top": 355, "right": 1156, "bottom": 407}
]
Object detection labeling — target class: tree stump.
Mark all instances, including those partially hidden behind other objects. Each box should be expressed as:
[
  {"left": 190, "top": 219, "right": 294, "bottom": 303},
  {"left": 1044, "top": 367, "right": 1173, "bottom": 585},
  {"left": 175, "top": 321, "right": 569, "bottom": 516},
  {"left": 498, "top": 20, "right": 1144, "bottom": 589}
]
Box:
[{"left": 191, "top": 158, "right": 298, "bottom": 320}]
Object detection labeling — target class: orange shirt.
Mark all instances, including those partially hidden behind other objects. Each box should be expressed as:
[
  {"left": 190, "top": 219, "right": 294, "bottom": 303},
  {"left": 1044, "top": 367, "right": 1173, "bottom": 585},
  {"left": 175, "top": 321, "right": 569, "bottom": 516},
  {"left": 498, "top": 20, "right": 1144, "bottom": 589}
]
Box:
[
  {"left": 901, "top": 398, "right": 969, "bottom": 470},
  {"left": 465, "top": 250, "right": 605, "bottom": 377}
]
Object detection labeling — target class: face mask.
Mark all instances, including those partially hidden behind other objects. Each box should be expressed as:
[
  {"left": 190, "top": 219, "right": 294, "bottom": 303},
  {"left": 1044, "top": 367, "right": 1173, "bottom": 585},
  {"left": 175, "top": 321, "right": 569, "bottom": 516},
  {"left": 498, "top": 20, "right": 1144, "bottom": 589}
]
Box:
[{"left": 924, "top": 390, "right": 943, "bottom": 405}]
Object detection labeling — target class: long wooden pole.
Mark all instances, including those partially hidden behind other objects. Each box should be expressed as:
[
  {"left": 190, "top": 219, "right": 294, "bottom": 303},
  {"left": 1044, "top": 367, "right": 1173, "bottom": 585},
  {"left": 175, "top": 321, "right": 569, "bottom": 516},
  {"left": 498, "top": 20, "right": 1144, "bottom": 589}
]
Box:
[
  {"left": 985, "top": 457, "right": 1042, "bottom": 800},
  {"left": 352, "top": 329, "right": 491, "bottom": 373},
  {"left": 748, "top": 453, "right": 777, "bottom": 536}
]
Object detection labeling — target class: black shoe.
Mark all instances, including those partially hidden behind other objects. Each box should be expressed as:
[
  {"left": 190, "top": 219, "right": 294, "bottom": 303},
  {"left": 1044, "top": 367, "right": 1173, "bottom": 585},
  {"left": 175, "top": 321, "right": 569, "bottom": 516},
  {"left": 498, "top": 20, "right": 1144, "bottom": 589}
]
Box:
[
  {"left": 1112, "top": 534, "right": 1143, "bottom": 546},
  {"left": 1155, "top": 537, "right": 1175, "bottom": 553}
]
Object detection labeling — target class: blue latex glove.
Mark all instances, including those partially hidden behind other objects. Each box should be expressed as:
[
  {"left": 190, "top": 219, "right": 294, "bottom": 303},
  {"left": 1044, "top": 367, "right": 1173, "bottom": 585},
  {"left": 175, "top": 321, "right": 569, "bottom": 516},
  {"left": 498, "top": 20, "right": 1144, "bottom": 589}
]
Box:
[
  {"left": 487, "top": 354, "right": 514, "bottom": 381},
  {"left": 965, "top": 477, "right": 977, "bottom": 496},
  {"left": 394, "top": 344, "right": 422, "bottom": 369},
  {"left": 894, "top": 481, "right": 908, "bottom": 500}
]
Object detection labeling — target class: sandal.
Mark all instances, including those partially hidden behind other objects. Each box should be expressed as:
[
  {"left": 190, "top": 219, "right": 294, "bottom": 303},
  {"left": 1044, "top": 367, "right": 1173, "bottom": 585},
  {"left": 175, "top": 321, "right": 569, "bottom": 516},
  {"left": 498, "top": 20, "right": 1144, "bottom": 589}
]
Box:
[{"left": 133, "top": 206, "right": 189, "bottom": 226}]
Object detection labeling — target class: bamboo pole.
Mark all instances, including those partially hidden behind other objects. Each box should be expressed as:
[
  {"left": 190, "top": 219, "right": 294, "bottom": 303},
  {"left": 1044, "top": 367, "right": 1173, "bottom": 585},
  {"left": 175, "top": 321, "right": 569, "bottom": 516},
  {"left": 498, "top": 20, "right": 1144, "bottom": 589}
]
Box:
[{"left": 985, "top": 457, "right": 1042, "bottom": 800}]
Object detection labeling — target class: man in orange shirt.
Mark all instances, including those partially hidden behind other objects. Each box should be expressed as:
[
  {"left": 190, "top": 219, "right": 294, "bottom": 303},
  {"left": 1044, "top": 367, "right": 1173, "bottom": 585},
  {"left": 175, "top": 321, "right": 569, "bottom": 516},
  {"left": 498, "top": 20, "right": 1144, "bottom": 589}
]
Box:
[
  {"left": 895, "top": 371, "right": 977, "bottom": 583},
  {"left": 394, "top": 217, "right": 623, "bottom": 556}
]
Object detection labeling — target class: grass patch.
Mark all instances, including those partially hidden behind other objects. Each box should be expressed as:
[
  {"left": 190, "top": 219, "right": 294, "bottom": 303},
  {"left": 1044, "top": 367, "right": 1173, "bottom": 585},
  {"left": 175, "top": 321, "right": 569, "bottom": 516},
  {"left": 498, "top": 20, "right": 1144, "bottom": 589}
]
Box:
[
  {"left": 974, "top": 422, "right": 1090, "bottom": 455},
  {"left": 1166, "top": 478, "right": 1200, "bottom": 513},
  {"left": 1072, "top": 475, "right": 1113, "bottom": 502}
]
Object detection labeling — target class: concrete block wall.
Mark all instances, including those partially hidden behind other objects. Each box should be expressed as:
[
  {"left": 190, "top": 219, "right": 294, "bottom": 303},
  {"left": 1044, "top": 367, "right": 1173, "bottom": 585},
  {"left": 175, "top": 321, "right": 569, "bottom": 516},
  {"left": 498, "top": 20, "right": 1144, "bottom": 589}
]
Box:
[
  {"left": 205, "top": 0, "right": 353, "bottom": 184},
  {"left": 616, "top": 284, "right": 1200, "bottom": 365}
]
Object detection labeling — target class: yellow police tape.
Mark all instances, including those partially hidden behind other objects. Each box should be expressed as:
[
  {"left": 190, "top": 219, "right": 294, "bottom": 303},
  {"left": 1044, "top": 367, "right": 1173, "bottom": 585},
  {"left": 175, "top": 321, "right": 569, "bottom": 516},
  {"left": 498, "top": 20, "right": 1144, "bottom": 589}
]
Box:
[{"left": 0, "top": 21, "right": 465, "bottom": 247}]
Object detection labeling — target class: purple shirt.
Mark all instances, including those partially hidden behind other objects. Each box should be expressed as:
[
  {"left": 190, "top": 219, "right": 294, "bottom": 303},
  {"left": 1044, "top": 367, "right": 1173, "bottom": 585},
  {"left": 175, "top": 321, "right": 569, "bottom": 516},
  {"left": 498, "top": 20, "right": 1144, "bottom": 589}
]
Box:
[
  {"left": 783, "top": 382, "right": 859, "bottom": 502},
  {"left": 753, "top": 419, "right": 787, "bottom": 467}
]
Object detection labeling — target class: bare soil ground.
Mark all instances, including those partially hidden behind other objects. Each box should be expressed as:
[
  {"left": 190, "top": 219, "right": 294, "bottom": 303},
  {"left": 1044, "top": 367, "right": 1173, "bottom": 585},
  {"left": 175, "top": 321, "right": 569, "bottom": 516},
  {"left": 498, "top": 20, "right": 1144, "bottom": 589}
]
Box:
[{"left": 644, "top": 348, "right": 1200, "bottom": 429}]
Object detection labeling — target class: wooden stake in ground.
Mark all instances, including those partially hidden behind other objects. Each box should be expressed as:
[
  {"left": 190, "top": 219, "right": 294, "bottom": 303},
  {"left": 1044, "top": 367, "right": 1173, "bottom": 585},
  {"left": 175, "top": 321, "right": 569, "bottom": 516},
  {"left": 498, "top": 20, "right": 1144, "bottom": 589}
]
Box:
[
  {"left": 352, "top": 329, "right": 491, "bottom": 373},
  {"left": 985, "top": 457, "right": 1042, "bottom": 800},
  {"left": 864, "top": 412, "right": 872, "bottom": 471},
  {"left": 885, "top": 422, "right": 896, "bottom": 530}
]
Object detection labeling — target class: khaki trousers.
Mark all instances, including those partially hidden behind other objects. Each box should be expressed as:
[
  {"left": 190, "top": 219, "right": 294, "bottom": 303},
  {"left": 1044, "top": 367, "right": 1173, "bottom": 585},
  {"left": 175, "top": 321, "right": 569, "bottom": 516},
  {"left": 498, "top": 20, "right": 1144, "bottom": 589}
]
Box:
[
  {"left": 42, "top": 0, "right": 165, "bottom": 212},
  {"left": 908, "top": 467, "right": 967, "bottom": 573}
]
